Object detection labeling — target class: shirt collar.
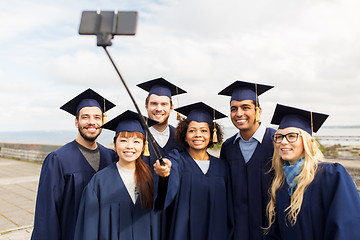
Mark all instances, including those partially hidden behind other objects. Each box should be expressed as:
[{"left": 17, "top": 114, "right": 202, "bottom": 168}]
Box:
[
  {"left": 149, "top": 125, "right": 170, "bottom": 136},
  {"left": 233, "top": 123, "right": 266, "bottom": 144}
]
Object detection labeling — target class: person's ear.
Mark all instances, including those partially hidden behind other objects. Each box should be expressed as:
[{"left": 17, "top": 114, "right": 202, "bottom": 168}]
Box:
[
  {"left": 255, "top": 106, "right": 262, "bottom": 122},
  {"left": 75, "top": 118, "right": 79, "bottom": 128}
]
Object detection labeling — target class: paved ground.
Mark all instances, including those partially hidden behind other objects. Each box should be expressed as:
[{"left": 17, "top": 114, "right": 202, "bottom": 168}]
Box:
[
  {"left": 0, "top": 157, "right": 40, "bottom": 240},
  {"left": 0, "top": 155, "right": 359, "bottom": 240}
]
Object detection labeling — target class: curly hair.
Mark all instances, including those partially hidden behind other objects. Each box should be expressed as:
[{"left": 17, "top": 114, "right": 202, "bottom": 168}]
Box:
[{"left": 175, "top": 117, "right": 224, "bottom": 149}]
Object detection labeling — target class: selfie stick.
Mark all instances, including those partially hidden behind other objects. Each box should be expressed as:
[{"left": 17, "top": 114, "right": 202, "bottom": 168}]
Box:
[
  {"left": 103, "top": 47, "right": 164, "bottom": 165},
  {"left": 79, "top": 10, "right": 164, "bottom": 165}
]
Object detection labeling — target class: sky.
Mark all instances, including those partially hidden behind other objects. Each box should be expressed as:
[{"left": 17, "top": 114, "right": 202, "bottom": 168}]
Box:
[{"left": 1, "top": 0, "right": 360, "bottom": 136}]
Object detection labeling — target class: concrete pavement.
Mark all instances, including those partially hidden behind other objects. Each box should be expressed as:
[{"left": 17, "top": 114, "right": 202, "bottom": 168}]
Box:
[
  {"left": 0, "top": 157, "right": 40, "bottom": 240},
  {"left": 0, "top": 155, "right": 359, "bottom": 240}
]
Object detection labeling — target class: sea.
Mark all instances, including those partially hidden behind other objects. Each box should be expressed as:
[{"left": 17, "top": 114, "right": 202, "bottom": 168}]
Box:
[{"left": 1, "top": 126, "right": 360, "bottom": 147}]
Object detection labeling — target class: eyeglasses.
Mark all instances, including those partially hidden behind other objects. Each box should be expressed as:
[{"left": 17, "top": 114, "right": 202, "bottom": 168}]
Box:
[{"left": 272, "top": 133, "right": 300, "bottom": 143}]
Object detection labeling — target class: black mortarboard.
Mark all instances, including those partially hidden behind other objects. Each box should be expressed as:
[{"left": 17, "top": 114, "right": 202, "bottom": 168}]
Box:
[
  {"left": 101, "top": 110, "right": 158, "bottom": 135},
  {"left": 175, "top": 102, "right": 227, "bottom": 124},
  {"left": 60, "top": 88, "right": 115, "bottom": 116},
  {"left": 136, "top": 77, "right": 187, "bottom": 99},
  {"left": 271, "top": 104, "right": 329, "bottom": 135},
  {"left": 218, "top": 80, "right": 273, "bottom": 102},
  {"left": 175, "top": 102, "right": 227, "bottom": 143}
]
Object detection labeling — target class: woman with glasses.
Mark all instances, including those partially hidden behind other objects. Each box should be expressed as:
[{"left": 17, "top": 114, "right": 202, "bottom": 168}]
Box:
[{"left": 265, "top": 104, "right": 360, "bottom": 240}]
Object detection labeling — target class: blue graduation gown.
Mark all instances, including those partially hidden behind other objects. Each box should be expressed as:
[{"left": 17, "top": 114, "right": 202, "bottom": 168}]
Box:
[
  {"left": 266, "top": 162, "right": 360, "bottom": 240},
  {"left": 154, "top": 149, "right": 234, "bottom": 240},
  {"left": 31, "top": 141, "right": 115, "bottom": 240},
  {"left": 74, "top": 162, "right": 160, "bottom": 240},
  {"left": 143, "top": 125, "right": 183, "bottom": 173},
  {"left": 220, "top": 127, "right": 276, "bottom": 240}
]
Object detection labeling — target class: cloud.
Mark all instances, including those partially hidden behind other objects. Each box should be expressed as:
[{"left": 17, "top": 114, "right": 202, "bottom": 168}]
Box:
[{"left": 1, "top": 0, "right": 360, "bottom": 133}]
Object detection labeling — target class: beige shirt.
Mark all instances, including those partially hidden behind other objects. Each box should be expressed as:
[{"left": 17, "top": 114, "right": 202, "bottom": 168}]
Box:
[{"left": 116, "top": 163, "right": 137, "bottom": 204}]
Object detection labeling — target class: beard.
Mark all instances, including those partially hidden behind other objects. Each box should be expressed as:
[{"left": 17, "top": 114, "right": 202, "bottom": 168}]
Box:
[{"left": 78, "top": 125, "right": 102, "bottom": 142}]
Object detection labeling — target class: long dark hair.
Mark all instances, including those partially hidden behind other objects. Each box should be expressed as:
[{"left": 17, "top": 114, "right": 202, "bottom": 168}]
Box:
[{"left": 114, "top": 131, "right": 153, "bottom": 209}]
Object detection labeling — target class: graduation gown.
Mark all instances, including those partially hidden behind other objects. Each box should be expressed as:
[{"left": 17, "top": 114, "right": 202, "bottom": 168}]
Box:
[
  {"left": 31, "top": 141, "right": 115, "bottom": 240},
  {"left": 154, "top": 149, "right": 234, "bottom": 240},
  {"left": 266, "top": 162, "right": 360, "bottom": 240},
  {"left": 220, "top": 127, "right": 276, "bottom": 240},
  {"left": 74, "top": 162, "right": 160, "bottom": 240},
  {"left": 142, "top": 125, "right": 183, "bottom": 173}
]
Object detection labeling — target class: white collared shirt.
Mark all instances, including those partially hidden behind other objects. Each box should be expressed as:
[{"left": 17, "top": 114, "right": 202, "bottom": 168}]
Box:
[
  {"left": 234, "top": 123, "right": 266, "bottom": 164},
  {"left": 149, "top": 126, "right": 170, "bottom": 148}
]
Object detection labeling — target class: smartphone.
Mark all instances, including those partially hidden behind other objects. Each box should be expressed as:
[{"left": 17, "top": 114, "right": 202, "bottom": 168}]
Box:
[{"left": 79, "top": 11, "right": 137, "bottom": 36}]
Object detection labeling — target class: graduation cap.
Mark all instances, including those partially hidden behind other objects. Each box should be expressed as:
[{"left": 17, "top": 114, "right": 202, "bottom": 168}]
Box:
[
  {"left": 102, "top": 109, "right": 158, "bottom": 135},
  {"left": 136, "top": 77, "right": 187, "bottom": 99},
  {"left": 137, "top": 77, "right": 187, "bottom": 120},
  {"left": 175, "top": 102, "right": 227, "bottom": 143},
  {"left": 102, "top": 110, "right": 158, "bottom": 156},
  {"left": 60, "top": 88, "right": 116, "bottom": 123},
  {"left": 271, "top": 104, "right": 329, "bottom": 135},
  {"left": 218, "top": 80, "right": 273, "bottom": 102},
  {"left": 218, "top": 80, "right": 273, "bottom": 122}
]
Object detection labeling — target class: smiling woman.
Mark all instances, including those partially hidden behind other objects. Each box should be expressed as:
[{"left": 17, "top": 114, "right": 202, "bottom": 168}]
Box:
[
  {"left": 273, "top": 128, "right": 305, "bottom": 165},
  {"left": 153, "top": 102, "right": 234, "bottom": 240},
  {"left": 74, "top": 110, "right": 160, "bottom": 240},
  {"left": 265, "top": 104, "right": 360, "bottom": 240},
  {"left": 115, "top": 131, "right": 144, "bottom": 169}
]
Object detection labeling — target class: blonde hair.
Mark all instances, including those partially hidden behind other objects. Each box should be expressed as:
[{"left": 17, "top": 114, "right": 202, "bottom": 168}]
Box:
[{"left": 265, "top": 129, "right": 325, "bottom": 232}]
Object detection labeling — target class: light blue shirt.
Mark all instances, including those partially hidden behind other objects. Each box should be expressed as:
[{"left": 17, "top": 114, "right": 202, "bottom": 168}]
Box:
[{"left": 233, "top": 123, "right": 266, "bottom": 164}]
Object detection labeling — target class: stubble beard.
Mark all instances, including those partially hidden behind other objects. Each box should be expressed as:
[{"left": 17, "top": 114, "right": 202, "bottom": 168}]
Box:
[{"left": 78, "top": 125, "right": 101, "bottom": 143}]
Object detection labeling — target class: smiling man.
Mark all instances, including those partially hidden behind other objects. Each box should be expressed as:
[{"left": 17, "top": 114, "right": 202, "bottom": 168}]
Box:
[
  {"left": 137, "top": 78, "right": 186, "bottom": 172},
  {"left": 31, "top": 89, "right": 116, "bottom": 240},
  {"left": 218, "top": 81, "right": 275, "bottom": 240}
]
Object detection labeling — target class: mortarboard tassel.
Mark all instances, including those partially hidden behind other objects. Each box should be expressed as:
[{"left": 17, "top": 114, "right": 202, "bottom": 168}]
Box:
[
  {"left": 143, "top": 140, "right": 150, "bottom": 156},
  {"left": 212, "top": 109, "right": 218, "bottom": 143},
  {"left": 176, "top": 86, "right": 182, "bottom": 121},
  {"left": 255, "top": 84, "right": 261, "bottom": 122},
  {"left": 255, "top": 107, "right": 261, "bottom": 122},
  {"left": 310, "top": 111, "right": 316, "bottom": 146},
  {"left": 102, "top": 98, "right": 108, "bottom": 124},
  {"left": 213, "top": 128, "right": 218, "bottom": 143},
  {"left": 143, "top": 118, "right": 150, "bottom": 156},
  {"left": 103, "top": 113, "right": 108, "bottom": 124}
]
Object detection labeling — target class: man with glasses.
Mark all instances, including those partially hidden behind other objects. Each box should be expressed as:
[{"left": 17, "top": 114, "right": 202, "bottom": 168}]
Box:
[{"left": 218, "top": 81, "right": 275, "bottom": 240}]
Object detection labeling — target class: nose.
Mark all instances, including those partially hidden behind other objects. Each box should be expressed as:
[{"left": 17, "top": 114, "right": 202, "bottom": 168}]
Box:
[
  {"left": 155, "top": 103, "right": 163, "bottom": 111},
  {"left": 87, "top": 116, "right": 97, "bottom": 125},
  {"left": 194, "top": 130, "right": 202, "bottom": 137},
  {"left": 235, "top": 108, "right": 244, "bottom": 117},
  {"left": 126, "top": 140, "right": 134, "bottom": 148},
  {"left": 126, "top": 141, "right": 134, "bottom": 149},
  {"left": 280, "top": 136, "right": 289, "bottom": 144}
]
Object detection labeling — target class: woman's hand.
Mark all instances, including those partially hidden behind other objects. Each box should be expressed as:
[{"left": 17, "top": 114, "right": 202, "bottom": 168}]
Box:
[{"left": 154, "top": 158, "right": 172, "bottom": 177}]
